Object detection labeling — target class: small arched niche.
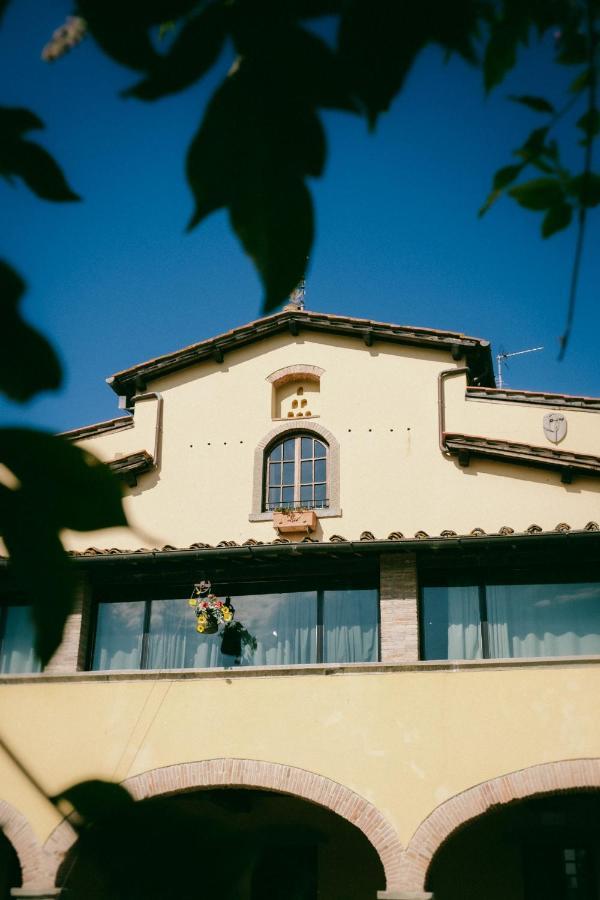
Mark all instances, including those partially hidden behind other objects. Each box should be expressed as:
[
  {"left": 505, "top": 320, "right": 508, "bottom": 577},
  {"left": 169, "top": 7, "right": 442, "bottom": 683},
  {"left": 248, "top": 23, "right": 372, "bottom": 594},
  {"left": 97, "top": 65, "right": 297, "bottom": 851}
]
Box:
[{"left": 267, "top": 365, "right": 324, "bottom": 421}]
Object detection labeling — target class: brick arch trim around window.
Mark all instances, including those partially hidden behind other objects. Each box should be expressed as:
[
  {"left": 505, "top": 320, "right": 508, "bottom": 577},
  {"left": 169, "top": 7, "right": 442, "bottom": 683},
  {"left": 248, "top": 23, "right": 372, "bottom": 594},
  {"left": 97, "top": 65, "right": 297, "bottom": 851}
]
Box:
[
  {"left": 43, "top": 759, "right": 404, "bottom": 891},
  {"left": 249, "top": 420, "right": 341, "bottom": 520},
  {"left": 0, "top": 798, "right": 51, "bottom": 888},
  {"left": 266, "top": 364, "right": 325, "bottom": 386},
  {"left": 397, "top": 758, "right": 600, "bottom": 894}
]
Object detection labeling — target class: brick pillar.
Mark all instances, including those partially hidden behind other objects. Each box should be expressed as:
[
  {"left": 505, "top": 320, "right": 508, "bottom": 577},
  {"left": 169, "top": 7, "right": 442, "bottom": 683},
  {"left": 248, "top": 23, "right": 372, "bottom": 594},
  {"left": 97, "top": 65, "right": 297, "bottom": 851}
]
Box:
[
  {"left": 44, "top": 580, "right": 91, "bottom": 674},
  {"left": 379, "top": 554, "right": 419, "bottom": 663}
]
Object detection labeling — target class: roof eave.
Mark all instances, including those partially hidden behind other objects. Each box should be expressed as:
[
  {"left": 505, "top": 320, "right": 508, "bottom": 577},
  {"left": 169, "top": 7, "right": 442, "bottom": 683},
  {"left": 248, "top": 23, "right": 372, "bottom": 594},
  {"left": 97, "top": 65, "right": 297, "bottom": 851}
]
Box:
[{"left": 107, "top": 310, "right": 494, "bottom": 397}]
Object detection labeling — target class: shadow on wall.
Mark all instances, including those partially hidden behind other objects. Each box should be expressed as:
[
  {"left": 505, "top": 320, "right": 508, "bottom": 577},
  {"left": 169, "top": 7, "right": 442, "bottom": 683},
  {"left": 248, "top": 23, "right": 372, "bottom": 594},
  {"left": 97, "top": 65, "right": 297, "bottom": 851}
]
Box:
[{"left": 58, "top": 788, "right": 385, "bottom": 900}]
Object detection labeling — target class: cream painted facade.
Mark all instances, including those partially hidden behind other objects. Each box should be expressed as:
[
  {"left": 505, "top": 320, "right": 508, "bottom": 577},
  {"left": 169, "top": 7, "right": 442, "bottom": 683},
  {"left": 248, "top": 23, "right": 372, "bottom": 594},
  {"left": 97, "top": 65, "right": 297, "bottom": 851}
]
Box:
[
  {"left": 1, "top": 307, "right": 600, "bottom": 900},
  {"left": 64, "top": 328, "right": 599, "bottom": 551}
]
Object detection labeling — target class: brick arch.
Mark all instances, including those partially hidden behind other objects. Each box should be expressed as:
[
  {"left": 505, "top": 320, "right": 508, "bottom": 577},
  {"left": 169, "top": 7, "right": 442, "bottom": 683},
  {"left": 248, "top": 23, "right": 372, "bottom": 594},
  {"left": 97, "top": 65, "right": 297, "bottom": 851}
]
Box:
[
  {"left": 398, "top": 758, "right": 600, "bottom": 893},
  {"left": 44, "top": 759, "right": 404, "bottom": 890},
  {"left": 266, "top": 364, "right": 325, "bottom": 385},
  {"left": 0, "top": 799, "right": 50, "bottom": 888}
]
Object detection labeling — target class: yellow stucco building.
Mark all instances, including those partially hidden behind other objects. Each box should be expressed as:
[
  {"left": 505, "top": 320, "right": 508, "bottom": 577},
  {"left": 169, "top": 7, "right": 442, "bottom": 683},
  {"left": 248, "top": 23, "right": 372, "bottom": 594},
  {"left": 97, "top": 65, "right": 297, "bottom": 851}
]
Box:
[{"left": 1, "top": 304, "right": 600, "bottom": 900}]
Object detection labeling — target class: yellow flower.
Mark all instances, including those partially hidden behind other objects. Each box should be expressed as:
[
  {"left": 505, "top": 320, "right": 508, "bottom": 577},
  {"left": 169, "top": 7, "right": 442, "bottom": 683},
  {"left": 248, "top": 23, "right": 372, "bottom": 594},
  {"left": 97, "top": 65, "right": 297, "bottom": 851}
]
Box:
[
  {"left": 196, "top": 622, "right": 206, "bottom": 633},
  {"left": 188, "top": 598, "right": 197, "bottom": 608},
  {"left": 222, "top": 608, "right": 233, "bottom": 622}
]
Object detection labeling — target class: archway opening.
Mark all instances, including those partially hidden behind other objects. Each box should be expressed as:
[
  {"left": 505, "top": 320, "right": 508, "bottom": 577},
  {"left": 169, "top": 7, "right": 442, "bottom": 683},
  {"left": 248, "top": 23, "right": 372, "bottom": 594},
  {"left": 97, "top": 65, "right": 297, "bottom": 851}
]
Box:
[
  {"left": 426, "top": 790, "right": 600, "bottom": 900},
  {"left": 0, "top": 829, "right": 21, "bottom": 899},
  {"left": 58, "top": 787, "right": 385, "bottom": 900}
]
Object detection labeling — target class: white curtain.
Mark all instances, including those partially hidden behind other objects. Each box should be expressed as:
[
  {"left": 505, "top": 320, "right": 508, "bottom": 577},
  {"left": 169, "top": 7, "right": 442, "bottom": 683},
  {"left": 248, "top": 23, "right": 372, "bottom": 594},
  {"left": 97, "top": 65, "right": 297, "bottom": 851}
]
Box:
[
  {"left": 487, "top": 583, "right": 600, "bottom": 658},
  {"left": 93, "top": 601, "right": 144, "bottom": 670},
  {"left": 0, "top": 606, "right": 41, "bottom": 674},
  {"left": 323, "top": 589, "right": 378, "bottom": 663},
  {"left": 447, "top": 586, "right": 482, "bottom": 660},
  {"left": 235, "top": 592, "right": 317, "bottom": 666},
  {"left": 148, "top": 598, "right": 224, "bottom": 668}
]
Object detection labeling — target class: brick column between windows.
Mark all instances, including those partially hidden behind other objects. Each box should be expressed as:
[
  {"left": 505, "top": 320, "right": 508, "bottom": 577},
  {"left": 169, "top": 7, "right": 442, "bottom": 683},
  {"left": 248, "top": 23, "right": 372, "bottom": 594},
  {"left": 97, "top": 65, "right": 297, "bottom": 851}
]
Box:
[
  {"left": 44, "top": 580, "right": 91, "bottom": 673},
  {"left": 379, "top": 553, "right": 419, "bottom": 663}
]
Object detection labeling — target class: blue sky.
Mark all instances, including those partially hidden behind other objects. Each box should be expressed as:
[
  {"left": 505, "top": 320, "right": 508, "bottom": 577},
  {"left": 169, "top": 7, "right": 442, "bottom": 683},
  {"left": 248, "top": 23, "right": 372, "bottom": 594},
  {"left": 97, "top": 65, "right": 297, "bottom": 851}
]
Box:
[{"left": 2, "top": 1, "right": 599, "bottom": 433}]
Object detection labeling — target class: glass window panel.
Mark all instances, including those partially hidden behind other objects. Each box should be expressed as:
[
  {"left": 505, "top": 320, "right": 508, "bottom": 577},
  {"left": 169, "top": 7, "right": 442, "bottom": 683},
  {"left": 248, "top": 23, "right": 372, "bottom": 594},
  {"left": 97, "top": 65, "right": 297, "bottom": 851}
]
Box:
[
  {"left": 268, "top": 462, "right": 281, "bottom": 486},
  {"left": 314, "top": 458, "right": 326, "bottom": 483},
  {"left": 147, "top": 598, "right": 224, "bottom": 669},
  {"left": 324, "top": 589, "right": 378, "bottom": 663},
  {"left": 268, "top": 486, "right": 280, "bottom": 507},
  {"left": 229, "top": 592, "right": 317, "bottom": 666},
  {"left": 270, "top": 444, "right": 282, "bottom": 462},
  {"left": 314, "top": 440, "right": 326, "bottom": 458},
  {"left": 282, "top": 462, "right": 295, "bottom": 485},
  {"left": 314, "top": 482, "right": 326, "bottom": 503},
  {"left": 0, "top": 606, "right": 41, "bottom": 674},
  {"left": 301, "top": 437, "right": 313, "bottom": 459},
  {"left": 486, "top": 582, "right": 600, "bottom": 658},
  {"left": 282, "top": 486, "right": 294, "bottom": 504},
  {"left": 421, "top": 586, "right": 482, "bottom": 660},
  {"left": 283, "top": 439, "right": 295, "bottom": 460},
  {"left": 93, "top": 601, "right": 145, "bottom": 670},
  {"left": 300, "top": 484, "right": 313, "bottom": 504},
  {"left": 300, "top": 461, "right": 313, "bottom": 484}
]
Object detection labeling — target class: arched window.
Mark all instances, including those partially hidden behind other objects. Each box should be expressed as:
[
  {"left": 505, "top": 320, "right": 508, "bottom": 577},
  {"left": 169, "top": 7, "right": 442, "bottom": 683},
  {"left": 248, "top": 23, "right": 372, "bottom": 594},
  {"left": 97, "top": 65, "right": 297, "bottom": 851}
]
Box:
[{"left": 264, "top": 433, "right": 328, "bottom": 511}]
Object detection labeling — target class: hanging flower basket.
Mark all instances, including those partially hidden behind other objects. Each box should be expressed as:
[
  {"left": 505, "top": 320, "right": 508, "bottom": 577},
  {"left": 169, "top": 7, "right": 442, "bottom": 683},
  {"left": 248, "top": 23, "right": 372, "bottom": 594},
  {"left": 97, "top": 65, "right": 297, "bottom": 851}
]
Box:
[
  {"left": 188, "top": 580, "right": 257, "bottom": 663},
  {"left": 188, "top": 580, "right": 234, "bottom": 634}
]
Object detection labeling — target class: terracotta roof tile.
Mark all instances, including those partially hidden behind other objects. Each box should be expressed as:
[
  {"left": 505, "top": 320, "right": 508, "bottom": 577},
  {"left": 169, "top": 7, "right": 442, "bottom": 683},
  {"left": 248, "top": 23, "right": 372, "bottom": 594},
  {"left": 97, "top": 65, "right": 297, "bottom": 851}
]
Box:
[
  {"left": 107, "top": 309, "right": 494, "bottom": 396},
  {"left": 467, "top": 385, "right": 600, "bottom": 410},
  {"left": 444, "top": 433, "right": 600, "bottom": 479}
]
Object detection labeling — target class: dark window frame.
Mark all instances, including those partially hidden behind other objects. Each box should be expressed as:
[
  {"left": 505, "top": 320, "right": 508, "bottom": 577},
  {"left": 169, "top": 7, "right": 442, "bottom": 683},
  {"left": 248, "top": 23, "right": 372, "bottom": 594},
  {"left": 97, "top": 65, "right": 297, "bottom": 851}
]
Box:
[
  {"left": 0, "top": 600, "right": 43, "bottom": 674},
  {"left": 88, "top": 579, "right": 381, "bottom": 671},
  {"left": 418, "top": 575, "right": 600, "bottom": 661},
  {"left": 262, "top": 431, "right": 330, "bottom": 512}
]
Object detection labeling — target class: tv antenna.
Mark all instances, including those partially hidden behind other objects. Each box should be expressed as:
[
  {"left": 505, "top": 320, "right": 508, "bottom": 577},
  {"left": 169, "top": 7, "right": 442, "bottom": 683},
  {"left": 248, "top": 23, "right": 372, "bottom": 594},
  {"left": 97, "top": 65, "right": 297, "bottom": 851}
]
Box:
[{"left": 496, "top": 346, "right": 543, "bottom": 389}]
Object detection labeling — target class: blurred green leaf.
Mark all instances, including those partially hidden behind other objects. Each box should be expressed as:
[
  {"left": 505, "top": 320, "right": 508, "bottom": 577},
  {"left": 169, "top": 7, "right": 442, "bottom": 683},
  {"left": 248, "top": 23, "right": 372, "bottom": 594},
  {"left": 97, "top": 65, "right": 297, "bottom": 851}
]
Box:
[
  {"left": 518, "top": 125, "right": 550, "bottom": 157},
  {"left": 556, "top": 30, "right": 588, "bottom": 65},
  {"left": 231, "top": 176, "right": 313, "bottom": 310},
  {"left": 338, "top": 0, "right": 427, "bottom": 126},
  {"left": 569, "top": 67, "right": 592, "bottom": 93},
  {"left": 509, "top": 94, "right": 555, "bottom": 113},
  {"left": 0, "top": 430, "right": 126, "bottom": 532},
  {"left": 0, "top": 430, "right": 126, "bottom": 664},
  {"left": 125, "top": 4, "right": 227, "bottom": 100},
  {"left": 508, "top": 177, "right": 563, "bottom": 210},
  {"left": 187, "top": 62, "right": 322, "bottom": 306},
  {"left": 54, "top": 780, "right": 134, "bottom": 827},
  {"left": 576, "top": 108, "right": 600, "bottom": 145},
  {"left": 541, "top": 201, "right": 572, "bottom": 237},
  {"left": 484, "top": 20, "right": 521, "bottom": 92},
  {"left": 2, "top": 515, "right": 76, "bottom": 666},
  {"left": 0, "top": 107, "right": 79, "bottom": 202},
  {"left": 0, "top": 261, "right": 62, "bottom": 402},
  {"left": 568, "top": 172, "right": 600, "bottom": 207},
  {"left": 493, "top": 163, "right": 523, "bottom": 190},
  {"left": 75, "top": 0, "right": 199, "bottom": 70}
]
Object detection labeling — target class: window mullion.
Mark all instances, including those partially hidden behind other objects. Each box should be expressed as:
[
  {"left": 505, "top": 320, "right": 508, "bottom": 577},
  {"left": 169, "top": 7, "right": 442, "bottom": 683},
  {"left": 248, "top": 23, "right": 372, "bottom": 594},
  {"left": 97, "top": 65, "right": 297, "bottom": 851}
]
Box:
[
  {"left": 478, "top": 584, "right": 490, "bottom": 659},
  {"left": 316, "top": 590, "right": 324, "bottom": 663},
  {"left": 294, "top": 436, "right": 301, "bottom": 506},
  {"left": 141, "top": 600, "right": 152, "bottom": 669}
]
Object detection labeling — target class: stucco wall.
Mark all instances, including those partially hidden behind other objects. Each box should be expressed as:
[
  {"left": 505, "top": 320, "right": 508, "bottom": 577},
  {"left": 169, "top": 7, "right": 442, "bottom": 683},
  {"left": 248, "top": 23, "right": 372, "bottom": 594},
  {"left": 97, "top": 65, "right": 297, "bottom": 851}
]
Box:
[
  {"left": 63, "top": 332, "right": 600, "bottom": 552},
  {"left": 2, "top": 662, "right": 600, "bottom": 849}
]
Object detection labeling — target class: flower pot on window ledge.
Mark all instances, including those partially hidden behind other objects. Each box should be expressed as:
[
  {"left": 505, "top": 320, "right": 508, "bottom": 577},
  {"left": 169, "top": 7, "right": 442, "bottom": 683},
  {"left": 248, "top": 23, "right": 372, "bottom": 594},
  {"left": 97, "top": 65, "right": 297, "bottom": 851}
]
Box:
[{"left": 273, "top": 509, "right": 317, "bottom": 534}]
